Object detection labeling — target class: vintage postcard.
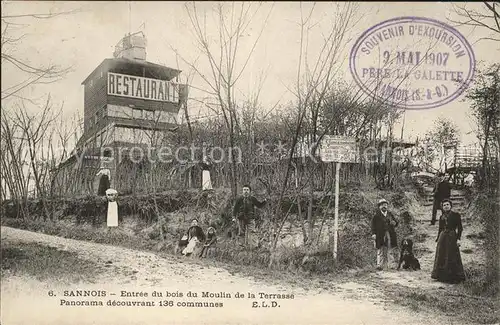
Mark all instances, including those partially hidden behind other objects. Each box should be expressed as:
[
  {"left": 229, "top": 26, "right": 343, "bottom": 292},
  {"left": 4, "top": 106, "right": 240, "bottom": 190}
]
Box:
[{"left": 1, "top": 1, "right": 499, "bottom": 325}]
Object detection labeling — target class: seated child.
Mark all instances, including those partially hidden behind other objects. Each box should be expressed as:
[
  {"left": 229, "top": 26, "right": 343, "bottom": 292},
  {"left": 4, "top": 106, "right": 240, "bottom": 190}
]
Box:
[{"left": 200, "top": 226, "right": 217, "bottom": 258}]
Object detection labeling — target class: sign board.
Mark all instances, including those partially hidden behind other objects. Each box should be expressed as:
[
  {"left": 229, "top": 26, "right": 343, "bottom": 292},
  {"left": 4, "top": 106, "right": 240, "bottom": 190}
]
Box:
[
  {"left": 317, "top": 135, "right": 359, "bottom": 260},
  {"left": 107, "top": 72, "right": 179, "bottom": 103},
  {"left": 320, "top": 135, "right": 358, "bottom": 163}
]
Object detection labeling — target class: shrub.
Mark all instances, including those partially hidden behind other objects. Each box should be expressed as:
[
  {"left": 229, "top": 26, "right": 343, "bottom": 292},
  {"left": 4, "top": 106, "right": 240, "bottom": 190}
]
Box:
[
  {"left": 297, "top": 247, "right": 336, "bottom": 274},
  {"left": 69, "top": 195, "right": 107, "bottom": 226},
  {"left": 466, "top": 191, "right": 499, "bottom": 297},
  {"left": 2, "top": 185, "right": 425, "bottom": 277},
  {"left": 463, "top": 266, "right": 489, "bottom": 296},
  {"left": 338, "top": 219, "right": 373, "bottom": 268},
  {"left": 390, "top": 191, "right": 408, "bottom": 208},
  {"left": 213, "top": 240, "right": 271, "bottom": 269},
  {"left": 339, "top": 191, "right": 373, "bottom": 218}
]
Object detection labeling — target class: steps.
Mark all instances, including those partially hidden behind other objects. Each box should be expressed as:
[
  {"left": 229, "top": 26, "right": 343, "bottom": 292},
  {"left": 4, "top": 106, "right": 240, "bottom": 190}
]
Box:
[
  {"left": 419, "top": 186, "right": 469, "bottom": 220},
  {"left": 423, "top": 194, "right": 466, "bottom": 206}
]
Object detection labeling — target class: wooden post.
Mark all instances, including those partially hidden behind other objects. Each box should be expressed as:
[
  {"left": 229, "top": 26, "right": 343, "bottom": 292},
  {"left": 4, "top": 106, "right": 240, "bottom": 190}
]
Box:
[{"left": 333, "top": 162, "right": 341, "bottom": 261}]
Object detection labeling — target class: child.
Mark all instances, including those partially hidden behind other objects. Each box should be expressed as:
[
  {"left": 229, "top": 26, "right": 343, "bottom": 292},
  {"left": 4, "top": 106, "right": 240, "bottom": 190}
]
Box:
[{"left": 200, "top": 227, "right": 217, "bottom": 258}]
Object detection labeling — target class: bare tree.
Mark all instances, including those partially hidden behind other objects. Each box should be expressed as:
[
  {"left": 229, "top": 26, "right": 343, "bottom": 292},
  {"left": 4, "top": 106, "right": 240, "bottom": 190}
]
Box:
[
  {"left": 0, "top": 109, "right": 30, "bottom": 217},
  {"left": 448, "top": 2, "right": 500, "bottom": 42},
  {"left": 1, "top": 5, "right": 81, "bottom": 210},
  {"left": 45, "top": 111, "right": 81, "bottom": 202},
  {"left": 11, "top": 97, "right": 62, "bottom": 220},
  {"left": 139, "top": 107, "right": 183, "bottom": 240},
  {"left": 173, "top": 2, "right": 274, "bottom": 198},
  {"left": 464, "top": 63, "right": 500, "bottom": 297},
  {"left": 271, "top": 2, "right": 365, "bottom": 248},
  {"left": 173, "top": 55, "right": 198, "bottom": 144},
  {"left": 1, "top": 6, "right": 80, "bottom": 100},
  {"left": 423, "top": 118, "right": 461, "bottom": 174},
  {"left": 466, "top": 63, "right": 500, "bottom": 188},
  {"left": 269, "top": 2, "right": 428, "bottom": 249}
]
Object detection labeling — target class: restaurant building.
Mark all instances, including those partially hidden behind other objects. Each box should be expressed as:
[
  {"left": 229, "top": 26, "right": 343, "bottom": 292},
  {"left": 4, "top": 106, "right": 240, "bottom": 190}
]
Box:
[{"left": 51, "top": 32, "right": 188, "bottom": 196}]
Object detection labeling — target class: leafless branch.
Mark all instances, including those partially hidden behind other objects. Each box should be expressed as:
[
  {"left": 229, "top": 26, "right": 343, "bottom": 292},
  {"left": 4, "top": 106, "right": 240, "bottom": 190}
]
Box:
[
  {"left": 1, "top": 9, "right": 82, "bottom": 20},
  {"left": 1, "top": 7, "right": 78, "bottom": 100},
  {"left": 448, "top": 2, "right": 500, "bottom": 42}
]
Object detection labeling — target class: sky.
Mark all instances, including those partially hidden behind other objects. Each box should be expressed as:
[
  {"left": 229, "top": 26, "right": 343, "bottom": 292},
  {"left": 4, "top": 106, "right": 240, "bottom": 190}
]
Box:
[{"left": 2, "top": 1, "right": 499, "bottom": 147}]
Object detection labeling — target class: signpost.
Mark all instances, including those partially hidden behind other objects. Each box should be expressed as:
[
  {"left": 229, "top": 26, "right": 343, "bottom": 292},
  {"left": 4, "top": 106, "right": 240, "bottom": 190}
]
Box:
[{"left": 319, "top": 136, "right": 358, "bottom": 261}]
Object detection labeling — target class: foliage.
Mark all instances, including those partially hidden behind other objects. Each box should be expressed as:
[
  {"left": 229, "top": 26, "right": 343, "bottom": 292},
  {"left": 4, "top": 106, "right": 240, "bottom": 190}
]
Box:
[
  {"left": 0, "top": 191, "right": 207, "bottom": 225},
  {"left": 339, "top": 190, "right": 373, "bottom": 219},
  {"left": 421, "top": 117, "right": 461, "bottom": 173},
  {"left": 390, "top": 191, "right": 409, "bottom": 208},
  {"left": 468, "top": 64, "right": 500, "bottom": 138},
  {"left": 337, "top": 219, "right": 373, "bottom": 268},
  {"left": 465, "top": 63, "right": 500, "bottom": 188},
  {"left": 463, "top": 63, "right": 500, "bottom": 297},
  {"left": 318, "top": 82, "right": 394, "bottom": 139},
  {"left": 468, "top": 192, "right": 500, "bottom": 297}
]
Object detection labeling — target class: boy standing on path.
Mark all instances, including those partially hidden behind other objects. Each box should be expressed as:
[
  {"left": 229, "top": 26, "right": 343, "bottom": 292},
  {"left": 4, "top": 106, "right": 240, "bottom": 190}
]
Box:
[{"left": 232, "top": 185, "right": 267, "bottom": 246}]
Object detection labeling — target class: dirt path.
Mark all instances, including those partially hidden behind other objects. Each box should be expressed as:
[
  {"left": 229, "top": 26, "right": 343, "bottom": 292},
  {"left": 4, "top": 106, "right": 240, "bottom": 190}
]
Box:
[
  {"left": 352, "top": 195, "right": 497, "bottom": 325},
  {"left": 1, "top": 226, "right": 456, "bottom": 325},
  {"left": 370, "top": 196, "right": 483, "bottom": 291}
]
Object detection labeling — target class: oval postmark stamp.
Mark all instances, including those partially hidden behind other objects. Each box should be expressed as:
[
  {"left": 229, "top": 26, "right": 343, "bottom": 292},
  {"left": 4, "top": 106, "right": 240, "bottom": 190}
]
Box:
[{"left": 349, "top": 16, "right": 476, "bottom": 110}]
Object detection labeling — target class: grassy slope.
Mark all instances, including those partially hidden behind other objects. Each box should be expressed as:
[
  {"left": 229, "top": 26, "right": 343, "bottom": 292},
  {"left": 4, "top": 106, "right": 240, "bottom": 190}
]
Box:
[
  {"left": 1, "top": 186, "right": 498, "bottom": 324},
  {"left": 1, "top": 241, "right": 108, "bottom": 284}
]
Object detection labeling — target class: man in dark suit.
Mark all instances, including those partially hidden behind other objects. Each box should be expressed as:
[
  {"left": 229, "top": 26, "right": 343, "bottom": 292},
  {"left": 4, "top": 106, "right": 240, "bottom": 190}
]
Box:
[
  {"left": 431, "top": 173, "right": 451, "bottom": 225},
  {"left": 371, "top": 198, "right": 399, "bottom": 271},
  {"left": 232, "top": 185, "right": 266, "bottom": 245}
]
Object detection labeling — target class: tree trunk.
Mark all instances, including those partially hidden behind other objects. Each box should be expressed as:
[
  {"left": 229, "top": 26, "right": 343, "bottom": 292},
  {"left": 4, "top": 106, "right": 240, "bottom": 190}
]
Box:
[
  {"left": 297, "top": 195, "right": 307, "bottom": 245},
  {"left": 481, "top": 113, "right": 492, "bottom": 188},
  {"left": 307, "top": 184, "right": 314, "bottom": 246}
]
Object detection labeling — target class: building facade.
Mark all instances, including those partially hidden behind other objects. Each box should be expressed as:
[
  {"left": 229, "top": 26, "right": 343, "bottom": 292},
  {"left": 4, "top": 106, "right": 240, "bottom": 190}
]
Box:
[{"left": 51, "top": 32, "right": 187, "bottom": 196}]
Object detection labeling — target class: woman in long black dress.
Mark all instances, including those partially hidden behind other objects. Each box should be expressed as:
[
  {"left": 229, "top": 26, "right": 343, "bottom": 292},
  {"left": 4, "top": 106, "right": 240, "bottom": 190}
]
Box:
[{"left": 431, "top": 198, "right": 465, "bottom": 283}]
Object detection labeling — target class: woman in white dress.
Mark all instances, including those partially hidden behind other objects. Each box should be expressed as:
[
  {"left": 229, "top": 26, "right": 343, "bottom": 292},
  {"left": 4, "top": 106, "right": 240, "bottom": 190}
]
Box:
[
  {"left": 200, "top": 155, "right": 213, "bottom": 191},
  {"left": 105, "top": 188, "right": 119, "bottom": 228},
  {"left": 182, "top": 219, "right": 206, "bottom": 256}
]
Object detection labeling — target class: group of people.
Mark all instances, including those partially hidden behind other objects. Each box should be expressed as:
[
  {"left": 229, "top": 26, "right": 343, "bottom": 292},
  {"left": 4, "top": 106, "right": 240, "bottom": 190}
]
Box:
[
  {"left": 371, "top": 173, "right": 466, "bottom": 284},
  {"left": 177, "top": 218, "right": 217, "bottom": 258},
  {"left": 180, "top": 172, "right": 466, "bottom": 284},
  {"left": 177, "top": 184, "right": 267, "bottom": 256}
]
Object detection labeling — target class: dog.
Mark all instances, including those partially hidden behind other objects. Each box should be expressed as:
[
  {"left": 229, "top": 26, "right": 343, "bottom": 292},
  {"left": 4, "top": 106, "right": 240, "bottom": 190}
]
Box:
[{"left": 397, "top": 238, "right": 421, "bottom": 271}]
